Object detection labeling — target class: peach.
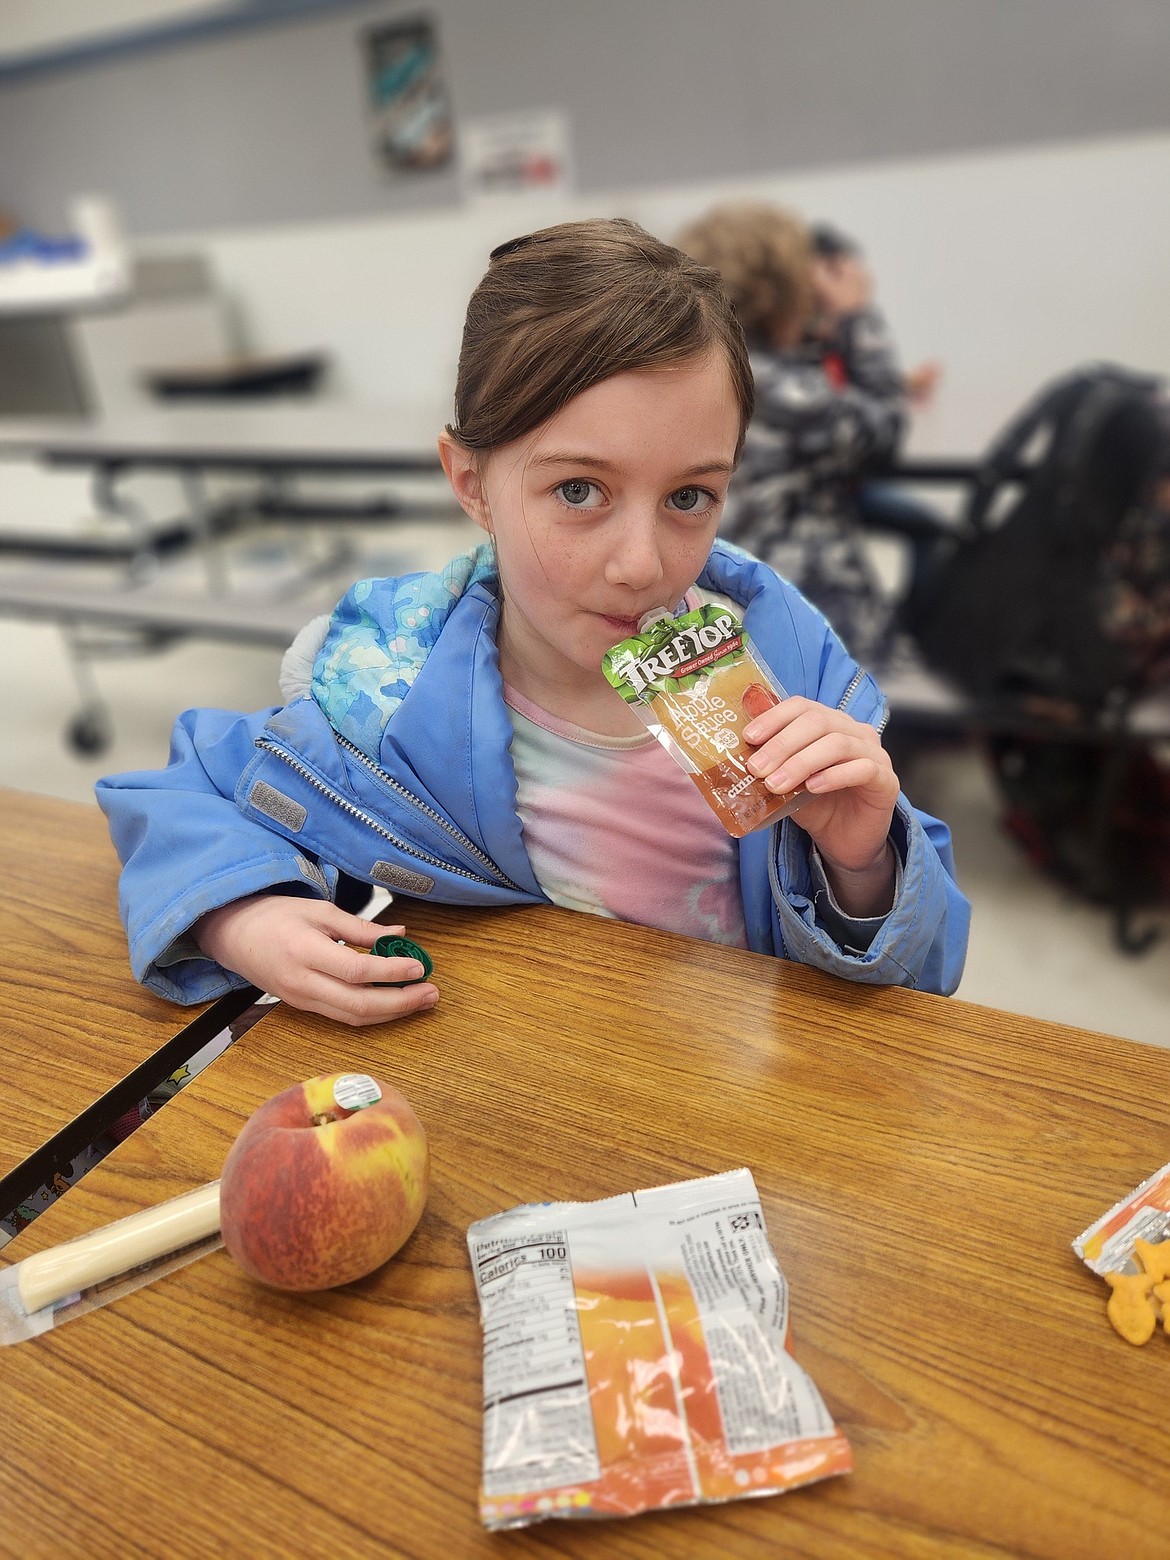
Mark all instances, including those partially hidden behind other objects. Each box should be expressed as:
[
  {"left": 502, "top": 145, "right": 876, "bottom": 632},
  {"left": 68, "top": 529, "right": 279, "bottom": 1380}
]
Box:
[{"left": 219, "top": 1072, "right": 429, "bottom": 1291}]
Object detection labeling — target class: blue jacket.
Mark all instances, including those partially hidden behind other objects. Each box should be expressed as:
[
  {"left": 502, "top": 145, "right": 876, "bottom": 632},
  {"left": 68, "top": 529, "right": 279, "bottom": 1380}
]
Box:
[{"left": 97, "top": 540, "right": 969, "bottom": 1003}]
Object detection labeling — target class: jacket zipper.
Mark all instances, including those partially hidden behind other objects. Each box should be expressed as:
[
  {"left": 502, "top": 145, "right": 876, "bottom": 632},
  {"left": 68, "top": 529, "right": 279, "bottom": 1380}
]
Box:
[
  {"left": 255, "top": 737, "right": 522, "bottom": 892},
  {"left": 836, "top": 667, "right": 890, "bottom": 734}
]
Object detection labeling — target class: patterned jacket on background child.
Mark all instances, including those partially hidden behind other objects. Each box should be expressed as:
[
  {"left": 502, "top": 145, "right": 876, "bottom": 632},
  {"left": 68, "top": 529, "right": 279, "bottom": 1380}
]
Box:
[{"left": 721, "top": 304, "right": 907, "bottom": 666}]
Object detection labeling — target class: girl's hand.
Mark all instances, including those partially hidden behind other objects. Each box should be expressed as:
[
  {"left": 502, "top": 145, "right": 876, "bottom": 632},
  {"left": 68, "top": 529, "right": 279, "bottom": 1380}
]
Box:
[
  {"left": 194, "top": 896, "right": 439, "bottom": 1026},
  {"left": 743, "top": 697, "right": 900, "bottom": 917}
]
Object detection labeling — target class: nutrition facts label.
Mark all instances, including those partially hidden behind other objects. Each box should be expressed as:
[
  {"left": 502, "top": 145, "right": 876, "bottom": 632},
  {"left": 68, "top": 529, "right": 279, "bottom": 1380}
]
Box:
[
  {"left": 470, "top": 1228, "right": 600, "bottom": 1497},
  {"left": 467, "top": 1170, "right": 851, "bottom": 1525},
  {"left": 676, "top": 1212, "right": 829, "bottom": 1453}
]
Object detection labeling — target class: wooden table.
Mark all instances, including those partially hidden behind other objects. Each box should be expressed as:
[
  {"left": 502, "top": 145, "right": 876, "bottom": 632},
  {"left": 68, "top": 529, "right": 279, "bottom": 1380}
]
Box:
[
  {"left": 0, "top": 792, "right": 202, "bottom": 1173},
  {"left": 2, "top": 803, "right": 1169, "bottom": 1557}
]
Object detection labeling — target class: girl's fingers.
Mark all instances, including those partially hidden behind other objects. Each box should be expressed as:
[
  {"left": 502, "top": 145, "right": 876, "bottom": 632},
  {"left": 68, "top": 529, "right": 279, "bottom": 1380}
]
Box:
[
  {"left": 330, "top": 981, "right": 439, "bottom": 1026},
  {"left": 320, "top": 907, "right": 402, "bottom": 948},
  {"left": 746, "top": 705, "right": 852, "bottom": 760},
  {"left": 751, "top": 730, "right": 866, "bottom": 788},
  {"left": 804, "top": 757, "right": 888, "bottom": 795},
  {"left": 298, "top": 972, "right": 439, "bottom": 1026},
  {"left": 742, "top": 695, "right": 818, "bottom": 745},
  {"left": 749, "top": 710, "right": 885, "bottom": 778},
  {"left": 315, "top": 936, "right": 428, "bottom": 989},
  {"left": 359, "top": 956, "right": 428, "bottom": 986}
]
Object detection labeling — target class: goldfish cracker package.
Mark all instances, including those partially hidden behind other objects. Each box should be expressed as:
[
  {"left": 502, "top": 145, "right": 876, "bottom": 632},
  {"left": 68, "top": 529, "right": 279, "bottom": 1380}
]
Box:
[
  {"left": 1073, "top": 1158, "right": 1170, "bottom": 1345},
  {"left": 466, "top": 1168, "right": 851, "bottom": 1529},
  {"left": 1073, "top": 1158, "right": 1170, "bottom": 1276},
  {"left": 602, "top": 605, "right": 810, "bottom": 838}
]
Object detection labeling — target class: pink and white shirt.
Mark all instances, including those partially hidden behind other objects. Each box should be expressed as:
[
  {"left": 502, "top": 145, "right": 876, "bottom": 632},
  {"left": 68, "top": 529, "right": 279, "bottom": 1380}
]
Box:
[{"left": 502, "top": 684, "right": 749, "bottom": 948}]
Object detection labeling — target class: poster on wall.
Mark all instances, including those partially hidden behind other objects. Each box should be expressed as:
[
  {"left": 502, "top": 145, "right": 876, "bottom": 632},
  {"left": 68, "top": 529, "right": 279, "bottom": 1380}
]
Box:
[
  {"left": 460, "top": 109, "right": 574, "bottom": 200},
  {"left": 363, "top": 15, "right": 454, "bottom": 174}
]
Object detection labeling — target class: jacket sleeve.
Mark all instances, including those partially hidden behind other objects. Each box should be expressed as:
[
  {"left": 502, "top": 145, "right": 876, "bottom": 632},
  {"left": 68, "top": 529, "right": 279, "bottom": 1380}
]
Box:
[
  {"left": 832, "top": 305, "right": 907, "bottom": 406},
  {"left": 733, "top": 559, "right": 971, "bottom": 995},
  {"left": 96, "top": 706, "right": 338, "bottom": 1004},
  {"left": 769, "top": 798, "right": 971, "bottom": 996}
]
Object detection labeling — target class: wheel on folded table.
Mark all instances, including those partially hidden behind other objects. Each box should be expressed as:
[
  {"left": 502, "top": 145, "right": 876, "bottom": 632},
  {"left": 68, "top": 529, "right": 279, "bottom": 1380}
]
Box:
[{"left": 67, "top": 707, "right": 112, "bottom": 756}]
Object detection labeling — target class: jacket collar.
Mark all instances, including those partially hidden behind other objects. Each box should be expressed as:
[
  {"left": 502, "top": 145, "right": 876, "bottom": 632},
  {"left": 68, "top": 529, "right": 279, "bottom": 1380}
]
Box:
[
  {"left": 310, "top": 538, "right": 780, "bottom": 763},
  {"left": 310, "top": 543, "right": 498, "bottom": 761}
]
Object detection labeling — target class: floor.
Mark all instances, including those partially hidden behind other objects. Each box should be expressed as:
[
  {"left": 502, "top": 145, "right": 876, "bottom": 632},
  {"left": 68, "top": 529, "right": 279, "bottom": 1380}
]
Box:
[{"left": 2, "top": 510, "right": 1167, "bottom": 1051}]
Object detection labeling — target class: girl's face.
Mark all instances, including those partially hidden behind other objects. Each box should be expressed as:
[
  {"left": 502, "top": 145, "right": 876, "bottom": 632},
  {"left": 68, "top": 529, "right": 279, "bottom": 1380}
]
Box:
[{"left": 440, "top": 352, "right": 741, "bottom": 718}]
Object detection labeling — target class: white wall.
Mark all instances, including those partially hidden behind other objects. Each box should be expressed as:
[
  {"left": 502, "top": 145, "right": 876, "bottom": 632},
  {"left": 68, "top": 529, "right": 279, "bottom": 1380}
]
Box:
[
  {"left": 135, "top": 129, "right": 1170, "bottom": 452},
  {"left": 5, "top": 1, "right": 1168, "bottom": 238},
  {"left": 634, "top": 132, "right": 1170, "bottom": 452},
  {"left": 4, "top": 128, "right": 1168, "bottom": 536}
]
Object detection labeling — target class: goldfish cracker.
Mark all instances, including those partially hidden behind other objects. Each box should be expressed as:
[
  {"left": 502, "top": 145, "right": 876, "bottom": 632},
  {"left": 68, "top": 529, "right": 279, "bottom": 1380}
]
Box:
[
  {"left": 1154, "top": 1281, "right": 1170, "bottom": 1330},
  {"left": 1133, "top": 1237, "right": 1170, "bottom": 1284},
  {"left": 602, "top": 605, "right": 809, "bottom": 838},
  {"left": 1103, "top": 1271, "right": 1158, "bottom": 1345}
]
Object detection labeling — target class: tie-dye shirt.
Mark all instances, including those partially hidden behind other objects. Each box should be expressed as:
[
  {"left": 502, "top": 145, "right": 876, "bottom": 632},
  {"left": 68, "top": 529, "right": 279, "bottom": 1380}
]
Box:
[{"left": 502, "top": 687, "right": 750, "bottom": 949}]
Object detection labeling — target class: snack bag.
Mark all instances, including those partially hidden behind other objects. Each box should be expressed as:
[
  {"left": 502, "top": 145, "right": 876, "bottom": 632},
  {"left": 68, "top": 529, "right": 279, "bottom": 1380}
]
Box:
[
  {"left": 1072, "top": 1158, "right": 1170, "bottom": 1345},
  {"left": 1073, "top": 1158, "right": 1170, "bottom": 1277},
  {"left": 466, "top": 1168, "right": 851, "bottom": 1529},
  {"left": 602, "top": 605, "right": 809, "bottom": 837}
]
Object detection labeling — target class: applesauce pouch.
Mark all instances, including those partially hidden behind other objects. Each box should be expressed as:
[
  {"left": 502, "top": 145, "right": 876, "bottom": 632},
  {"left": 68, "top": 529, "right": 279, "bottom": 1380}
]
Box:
[
  {"left": 602, "top": 604, "right": 808, "bottom": 837},
  {"left": 466, "top": 1168, "right": 852, "bottom": 1530}
]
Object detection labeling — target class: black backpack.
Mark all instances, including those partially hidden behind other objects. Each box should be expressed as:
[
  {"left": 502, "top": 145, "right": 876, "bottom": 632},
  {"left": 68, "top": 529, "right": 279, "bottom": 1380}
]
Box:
[
  {"left": 904, "top": 365, "right": 1170, "bottom": 950},
  {"left": 908, "top": 364, "right": 1170, "bottom": 714}
]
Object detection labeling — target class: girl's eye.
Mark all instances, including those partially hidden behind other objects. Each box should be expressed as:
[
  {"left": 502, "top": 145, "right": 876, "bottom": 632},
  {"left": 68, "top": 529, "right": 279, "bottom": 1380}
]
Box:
[
  {"left": 555, "top": 479, "right": 604, "bottom": 509},
  {"left": 667, "top": 486, "right": 716, "bottom": 515}
]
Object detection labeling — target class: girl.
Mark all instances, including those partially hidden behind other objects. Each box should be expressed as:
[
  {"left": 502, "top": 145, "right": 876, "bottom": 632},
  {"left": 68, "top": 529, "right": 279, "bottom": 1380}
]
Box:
[{"left": 98, "top": 218, "right": 969, "bottom": 1024}]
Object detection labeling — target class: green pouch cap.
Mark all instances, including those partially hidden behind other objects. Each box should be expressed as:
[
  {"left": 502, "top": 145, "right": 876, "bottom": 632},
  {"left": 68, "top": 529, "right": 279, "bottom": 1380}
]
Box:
[{"left": 371, "top": 935, "right": 434, "bottom": 987}]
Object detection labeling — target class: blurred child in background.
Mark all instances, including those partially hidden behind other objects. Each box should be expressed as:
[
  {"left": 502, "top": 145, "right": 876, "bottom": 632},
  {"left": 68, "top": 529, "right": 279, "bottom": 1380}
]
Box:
[
  {"left": 676, "top": 203, "right": 926, "bottom": 665},
  {"left": 809, "top": 222, "right": 950, "bottom": 618},
  {"left": 808, "top": 222, "right": 941, "bottom": 406}
]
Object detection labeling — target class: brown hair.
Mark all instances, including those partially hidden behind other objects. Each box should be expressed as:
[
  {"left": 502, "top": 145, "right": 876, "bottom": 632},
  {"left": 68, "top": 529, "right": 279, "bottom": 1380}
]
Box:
[
  {"left": 674, "top": 202, "right": 815, "bottom": 348},
  {"left": 448, "top": 217, "right": 754, "bottom": 459}
]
